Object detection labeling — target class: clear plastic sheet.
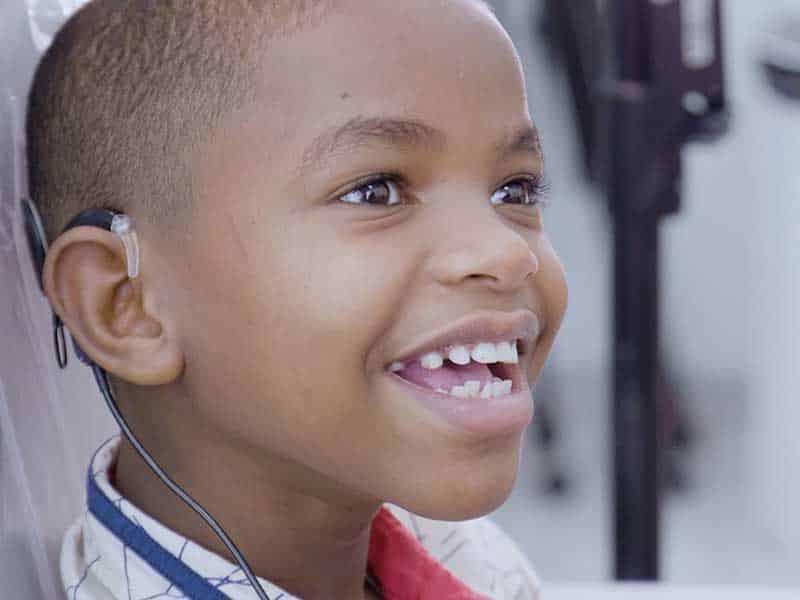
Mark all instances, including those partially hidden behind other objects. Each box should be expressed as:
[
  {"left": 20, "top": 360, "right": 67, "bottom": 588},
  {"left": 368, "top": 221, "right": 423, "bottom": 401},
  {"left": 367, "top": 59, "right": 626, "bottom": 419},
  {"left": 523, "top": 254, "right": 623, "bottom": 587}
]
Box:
[
  {"left": 26, "top": 0, "right": 90, "bottom": 52},
  {"left": 0, "top": 1, "right": 114, "bottom": 597}
]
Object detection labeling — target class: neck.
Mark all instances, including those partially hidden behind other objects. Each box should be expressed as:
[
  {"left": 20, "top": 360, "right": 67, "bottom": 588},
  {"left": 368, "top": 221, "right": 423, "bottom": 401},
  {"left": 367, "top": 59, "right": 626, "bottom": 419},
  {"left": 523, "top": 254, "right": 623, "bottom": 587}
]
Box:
[{"left": 112, "top": 382, "right": 382, "bottom": 600}]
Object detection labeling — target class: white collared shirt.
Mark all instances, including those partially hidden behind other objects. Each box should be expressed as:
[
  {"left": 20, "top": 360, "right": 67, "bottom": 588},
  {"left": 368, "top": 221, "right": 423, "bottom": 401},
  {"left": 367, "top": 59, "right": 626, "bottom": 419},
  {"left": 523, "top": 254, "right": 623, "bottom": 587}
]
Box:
[{"left": 61, "top": 436, "right": 541, "bottom": 599}]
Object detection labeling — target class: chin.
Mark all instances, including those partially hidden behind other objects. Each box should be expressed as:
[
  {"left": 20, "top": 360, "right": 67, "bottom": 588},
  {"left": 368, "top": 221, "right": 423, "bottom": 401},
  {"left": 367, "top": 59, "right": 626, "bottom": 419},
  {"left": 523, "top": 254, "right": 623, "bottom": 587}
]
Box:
[
  {"left": 407, "top": 477, "right": 517, "bottom": 522},
  {"left": 396, "top": 434, "right": 524, "bottom": 521}
]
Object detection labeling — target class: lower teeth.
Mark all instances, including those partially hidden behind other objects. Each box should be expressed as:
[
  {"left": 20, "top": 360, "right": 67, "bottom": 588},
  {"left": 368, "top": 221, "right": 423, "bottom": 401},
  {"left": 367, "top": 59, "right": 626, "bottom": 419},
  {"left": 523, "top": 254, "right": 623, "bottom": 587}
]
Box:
[{"left": 435, "top": 378, "right": 512, "bottom": 399}]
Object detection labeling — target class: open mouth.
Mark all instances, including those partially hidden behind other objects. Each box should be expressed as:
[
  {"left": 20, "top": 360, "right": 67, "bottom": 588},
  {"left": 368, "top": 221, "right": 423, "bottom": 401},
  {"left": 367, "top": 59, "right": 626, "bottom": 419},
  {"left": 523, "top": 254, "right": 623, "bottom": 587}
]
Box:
[{"left": 385, "top": 340, "right": 526, "bottom": 399}]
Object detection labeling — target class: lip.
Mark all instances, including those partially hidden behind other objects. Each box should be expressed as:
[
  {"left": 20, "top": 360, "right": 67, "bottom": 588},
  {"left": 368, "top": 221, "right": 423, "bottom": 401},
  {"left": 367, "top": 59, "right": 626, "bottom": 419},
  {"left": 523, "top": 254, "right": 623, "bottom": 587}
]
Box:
[
  {"left": 385, "top": 368, "right": 534, "bottom": 436},
  {"left": 384, "top": 308, "right": 543, "bottom": 368}
]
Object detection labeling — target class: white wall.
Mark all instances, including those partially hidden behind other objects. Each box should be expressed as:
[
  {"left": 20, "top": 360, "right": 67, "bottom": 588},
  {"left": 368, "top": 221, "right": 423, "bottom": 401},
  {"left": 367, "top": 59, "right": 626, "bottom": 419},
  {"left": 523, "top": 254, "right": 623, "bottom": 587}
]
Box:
[
  {"left": 661, "top": 0, "right": 800, "bottom": 553},
  {"left": 498, "top": 0, "right": 800, "bottom": 567}
]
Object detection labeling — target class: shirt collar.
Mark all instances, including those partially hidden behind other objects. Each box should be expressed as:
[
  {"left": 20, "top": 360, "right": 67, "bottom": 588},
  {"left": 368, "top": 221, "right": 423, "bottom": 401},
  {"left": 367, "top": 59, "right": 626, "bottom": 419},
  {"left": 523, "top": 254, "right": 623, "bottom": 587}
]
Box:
[{"left": 84, "top": 435, "right": 488, "bottom": 599}]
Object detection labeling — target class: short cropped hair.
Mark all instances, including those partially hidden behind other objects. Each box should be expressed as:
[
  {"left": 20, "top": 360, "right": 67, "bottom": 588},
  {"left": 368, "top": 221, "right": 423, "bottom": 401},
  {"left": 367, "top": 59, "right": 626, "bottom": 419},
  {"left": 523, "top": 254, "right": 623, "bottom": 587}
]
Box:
[
  {"left": 26, "top": 0, "right": 334, "bottom": 243},
  {"left": 26, "top": 0, "right": 494, "bottom": 244}
]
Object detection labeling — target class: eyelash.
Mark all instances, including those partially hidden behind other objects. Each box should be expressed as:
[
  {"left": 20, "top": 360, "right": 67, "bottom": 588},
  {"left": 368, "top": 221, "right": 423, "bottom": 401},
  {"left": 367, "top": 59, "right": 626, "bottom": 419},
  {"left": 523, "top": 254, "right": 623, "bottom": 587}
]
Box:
[{"left": 335, "top": 173, "right": 551, "bottom": 209}]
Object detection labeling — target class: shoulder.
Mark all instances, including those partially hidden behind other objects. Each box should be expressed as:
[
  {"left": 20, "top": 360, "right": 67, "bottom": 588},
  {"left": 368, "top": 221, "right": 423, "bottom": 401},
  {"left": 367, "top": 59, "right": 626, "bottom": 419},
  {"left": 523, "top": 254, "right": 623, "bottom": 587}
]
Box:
[{"left": 383, "top": 503, "right": 542, "bottom": 600}]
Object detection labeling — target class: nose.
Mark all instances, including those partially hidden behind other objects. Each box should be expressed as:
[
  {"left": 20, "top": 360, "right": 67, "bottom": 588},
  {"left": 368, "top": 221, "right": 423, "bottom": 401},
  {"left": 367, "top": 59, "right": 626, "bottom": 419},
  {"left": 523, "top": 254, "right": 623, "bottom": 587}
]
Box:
[{"left": 428, "top": 203, "right": 540, "bottom": 295}]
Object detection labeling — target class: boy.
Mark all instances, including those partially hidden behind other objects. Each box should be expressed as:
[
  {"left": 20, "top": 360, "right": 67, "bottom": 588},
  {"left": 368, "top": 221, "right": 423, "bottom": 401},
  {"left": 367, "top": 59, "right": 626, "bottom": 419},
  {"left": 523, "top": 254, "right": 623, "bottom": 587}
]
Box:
[{"left": 27, "top": 0, "right": 568, "bottom": 598}]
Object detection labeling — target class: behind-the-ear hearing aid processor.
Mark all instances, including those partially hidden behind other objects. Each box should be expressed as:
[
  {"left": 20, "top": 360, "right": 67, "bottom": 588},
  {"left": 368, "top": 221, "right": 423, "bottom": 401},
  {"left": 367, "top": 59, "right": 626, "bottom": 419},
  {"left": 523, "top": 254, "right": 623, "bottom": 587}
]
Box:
[
  {"left": 20, "top": 198, "right": 273, "bottom": 600},
  {"left": 21, "top": 202, "right": 140, "bottom": 368}
]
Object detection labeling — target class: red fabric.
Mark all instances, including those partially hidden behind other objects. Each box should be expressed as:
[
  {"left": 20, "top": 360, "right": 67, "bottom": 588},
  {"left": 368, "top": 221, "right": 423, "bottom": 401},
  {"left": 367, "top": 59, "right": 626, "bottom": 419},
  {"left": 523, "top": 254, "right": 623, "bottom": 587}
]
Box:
[{"left": 367, "top": 507, "right": 490, "bottom": 600}]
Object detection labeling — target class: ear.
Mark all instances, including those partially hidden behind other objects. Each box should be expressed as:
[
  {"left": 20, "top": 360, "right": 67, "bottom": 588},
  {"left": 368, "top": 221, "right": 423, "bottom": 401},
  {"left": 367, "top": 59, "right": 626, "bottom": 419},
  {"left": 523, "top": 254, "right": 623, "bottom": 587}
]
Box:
[{"left": 42, "top": 225, "right": 184, "bottom": 385}]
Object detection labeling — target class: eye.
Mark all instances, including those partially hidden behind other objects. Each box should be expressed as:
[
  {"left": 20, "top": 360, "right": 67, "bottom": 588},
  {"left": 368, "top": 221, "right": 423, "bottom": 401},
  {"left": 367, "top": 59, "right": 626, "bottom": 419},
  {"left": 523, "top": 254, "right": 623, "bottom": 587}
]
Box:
[
  {"left": 490, "top": 176, "right": 549, "bottom": 207},
  {"left": 337, "top": 176, "right": 402, "bottom": 207}
]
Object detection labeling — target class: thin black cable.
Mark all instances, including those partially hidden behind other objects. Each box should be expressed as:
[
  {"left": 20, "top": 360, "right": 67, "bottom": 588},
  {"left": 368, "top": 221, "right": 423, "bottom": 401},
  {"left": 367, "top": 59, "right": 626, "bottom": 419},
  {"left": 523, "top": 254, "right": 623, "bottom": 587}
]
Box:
[
  {"left": 92, "top": 365, "right": 272, "bottom": 600},
  {"left": 23, "top": 199, "right": 270, "bottom": 598}
]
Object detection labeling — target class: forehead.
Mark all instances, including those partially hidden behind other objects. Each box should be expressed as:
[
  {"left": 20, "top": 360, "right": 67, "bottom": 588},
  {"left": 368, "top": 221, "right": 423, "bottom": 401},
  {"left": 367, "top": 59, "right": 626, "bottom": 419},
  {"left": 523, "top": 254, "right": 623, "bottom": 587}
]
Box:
[{"left": 213, "top": 0, "right": 532, "bottom": 183}]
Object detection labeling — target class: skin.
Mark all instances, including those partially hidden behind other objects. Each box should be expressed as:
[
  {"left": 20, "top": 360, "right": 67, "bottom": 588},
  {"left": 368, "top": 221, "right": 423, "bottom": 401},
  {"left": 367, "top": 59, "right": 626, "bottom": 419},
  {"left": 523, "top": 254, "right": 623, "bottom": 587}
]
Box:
[{"left": 43, "top": 1, "right": 568, "bottom": 599}]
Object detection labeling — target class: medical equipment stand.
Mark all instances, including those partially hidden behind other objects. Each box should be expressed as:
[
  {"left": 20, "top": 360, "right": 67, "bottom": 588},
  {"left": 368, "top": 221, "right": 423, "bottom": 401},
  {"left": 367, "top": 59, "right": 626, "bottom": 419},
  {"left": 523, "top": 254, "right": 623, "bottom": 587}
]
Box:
[
  {"left": 537, "top": 0, "right": 728, "bottom": 579},
  {"left": 599, "top": 0, "right": 728, "bottom": 579}
]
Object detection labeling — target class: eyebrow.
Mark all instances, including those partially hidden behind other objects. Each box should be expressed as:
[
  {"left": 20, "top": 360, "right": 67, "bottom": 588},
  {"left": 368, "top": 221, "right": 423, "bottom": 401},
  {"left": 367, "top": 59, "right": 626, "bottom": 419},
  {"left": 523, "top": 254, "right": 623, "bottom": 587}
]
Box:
[
  {"left": 497, "top": 125, "right": 543, "bottom": 164},
  {"left": 296, "top": 115, "right": 543, "bottom": 177}
]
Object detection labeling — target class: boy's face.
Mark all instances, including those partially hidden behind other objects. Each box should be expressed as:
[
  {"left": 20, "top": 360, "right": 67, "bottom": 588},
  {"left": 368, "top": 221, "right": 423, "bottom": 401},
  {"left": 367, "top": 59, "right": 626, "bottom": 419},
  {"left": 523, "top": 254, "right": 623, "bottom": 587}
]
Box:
[{"left": 162, "top": 0, "right": 567, "bottom": 519}]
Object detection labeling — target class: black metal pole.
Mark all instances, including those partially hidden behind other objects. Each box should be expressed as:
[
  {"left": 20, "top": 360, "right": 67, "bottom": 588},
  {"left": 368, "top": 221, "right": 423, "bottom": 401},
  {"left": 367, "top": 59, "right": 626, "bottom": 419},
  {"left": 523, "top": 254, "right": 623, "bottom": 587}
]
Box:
[
  {"left": 612, "top": 216, "right": 661, "bottom": 580},
  {"left": 606, "top": 0, "right": 726, "bottom": 578},
  {"left": 607, "top": 78, "right": 662, "bottom": 579},
  {"left": 537, "top": 0, "right": 727, "bottom": 580},
  {"left": 612, "top": 205, "right": 663, "bottom": 580},
  {"left": 607, "top": 0, "right": 660, "bottom": 577}
]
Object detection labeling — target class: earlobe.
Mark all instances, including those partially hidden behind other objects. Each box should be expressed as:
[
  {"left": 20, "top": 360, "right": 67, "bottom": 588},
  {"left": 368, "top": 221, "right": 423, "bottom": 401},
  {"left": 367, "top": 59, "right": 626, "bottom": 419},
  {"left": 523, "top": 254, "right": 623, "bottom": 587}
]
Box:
[{"left": 42, "top": 226, "right": 184, "bottom": 385}]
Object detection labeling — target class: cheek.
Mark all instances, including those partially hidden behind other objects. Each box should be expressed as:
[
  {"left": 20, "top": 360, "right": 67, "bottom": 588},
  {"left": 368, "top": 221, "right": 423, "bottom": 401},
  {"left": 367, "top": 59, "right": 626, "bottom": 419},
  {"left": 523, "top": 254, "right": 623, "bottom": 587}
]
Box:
[
  {"left": 262, "top": 235, "right": 394, "bottom": 360},
  {"left": 219, "top": 232, "right": 428, "bottom": 477},
  {"left": 541, "top": 241, "right": 568, "bottom": 319},
  {"left": 195, "top": 228, "right": 407, "bottom": 433},
  {"left": 525, "top": 238, "right": 568, "bottom": 375},
  {"left": 265, "top": 226, "right": 419, "bottom": 367}
]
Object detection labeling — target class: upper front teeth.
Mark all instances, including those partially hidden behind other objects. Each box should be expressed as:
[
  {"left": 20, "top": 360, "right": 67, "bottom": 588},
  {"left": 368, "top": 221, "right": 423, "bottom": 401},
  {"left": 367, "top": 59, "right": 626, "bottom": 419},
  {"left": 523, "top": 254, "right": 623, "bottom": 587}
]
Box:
[
  {"left": 420, "top": 352, "right": 444, "bottom": 369},
  {"left": 448, "top": 345, "right": 471, "bottom": 365},
  {"left": 415, "top": 340, "right": 518, "bottom": 370}
]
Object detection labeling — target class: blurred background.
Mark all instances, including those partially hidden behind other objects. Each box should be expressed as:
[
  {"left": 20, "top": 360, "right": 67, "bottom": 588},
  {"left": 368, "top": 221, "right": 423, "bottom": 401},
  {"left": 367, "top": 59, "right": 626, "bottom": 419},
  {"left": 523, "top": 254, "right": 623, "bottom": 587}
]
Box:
[
  {"left": 485, "top": 0, "right": 800, "bottom": 589},
  {"left": 1, "top": 0, "right": 800, "bottom": 597}
]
